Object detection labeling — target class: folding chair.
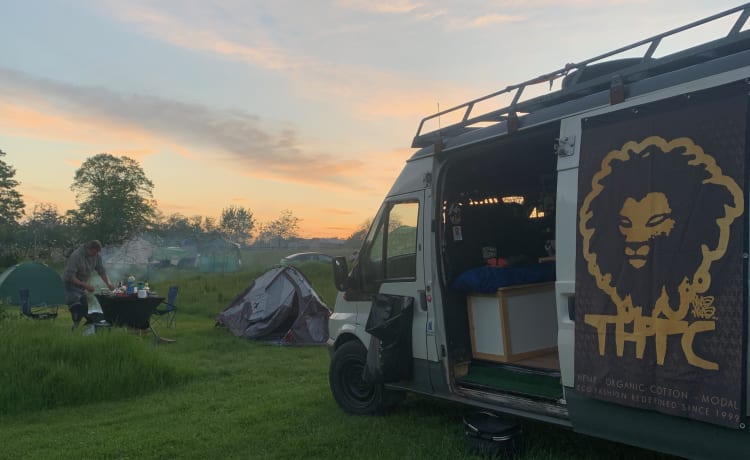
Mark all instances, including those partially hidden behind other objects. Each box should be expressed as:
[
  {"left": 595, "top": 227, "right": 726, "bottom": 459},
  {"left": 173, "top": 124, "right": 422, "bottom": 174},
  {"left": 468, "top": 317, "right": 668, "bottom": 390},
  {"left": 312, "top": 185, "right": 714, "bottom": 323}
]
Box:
[
  {"left": 19, "top": 288, "right": 58, "bottom": 320},
  {"left": 152, "top": 285, "right": 178, "bottom": 328}
]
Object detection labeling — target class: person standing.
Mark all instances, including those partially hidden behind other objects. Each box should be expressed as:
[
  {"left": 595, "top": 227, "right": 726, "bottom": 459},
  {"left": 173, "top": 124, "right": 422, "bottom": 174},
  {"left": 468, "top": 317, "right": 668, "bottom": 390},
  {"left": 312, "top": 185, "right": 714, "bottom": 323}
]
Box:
[{"left": 62, "top": 240, "right": 115, "bottom": 328}]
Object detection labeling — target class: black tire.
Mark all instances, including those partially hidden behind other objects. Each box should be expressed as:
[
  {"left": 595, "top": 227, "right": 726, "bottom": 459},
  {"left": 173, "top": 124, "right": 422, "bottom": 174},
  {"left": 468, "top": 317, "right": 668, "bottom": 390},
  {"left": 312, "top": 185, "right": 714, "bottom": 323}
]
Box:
[{"left": 329, "top": 340, "right": 402, "bottom": 415}]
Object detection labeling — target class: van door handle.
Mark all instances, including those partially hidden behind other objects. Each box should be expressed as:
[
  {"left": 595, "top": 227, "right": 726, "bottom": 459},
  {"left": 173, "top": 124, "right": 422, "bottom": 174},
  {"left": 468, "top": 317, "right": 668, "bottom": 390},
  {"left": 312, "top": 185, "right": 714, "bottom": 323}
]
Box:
[
  {"left": 418, "top": 290, "right": 428, "bottom": 311},
  {"left": 567, "top": 296, "right": 575, "bottom": 321}
]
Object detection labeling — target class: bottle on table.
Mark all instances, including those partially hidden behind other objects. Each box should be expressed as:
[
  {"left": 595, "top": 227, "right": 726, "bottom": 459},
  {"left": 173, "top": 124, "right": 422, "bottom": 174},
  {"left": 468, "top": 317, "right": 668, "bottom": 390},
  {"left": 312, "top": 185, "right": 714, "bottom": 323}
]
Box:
[{"left": 127, "top": 275, "right": 136, "bottom": 294}]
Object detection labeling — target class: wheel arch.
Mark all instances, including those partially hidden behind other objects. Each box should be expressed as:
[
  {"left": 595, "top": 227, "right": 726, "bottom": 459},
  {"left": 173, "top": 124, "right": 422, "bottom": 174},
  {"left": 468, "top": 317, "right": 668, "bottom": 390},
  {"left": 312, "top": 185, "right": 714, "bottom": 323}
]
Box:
[{"left": 332, "top": 331, "right": 366, "bottom": 353}]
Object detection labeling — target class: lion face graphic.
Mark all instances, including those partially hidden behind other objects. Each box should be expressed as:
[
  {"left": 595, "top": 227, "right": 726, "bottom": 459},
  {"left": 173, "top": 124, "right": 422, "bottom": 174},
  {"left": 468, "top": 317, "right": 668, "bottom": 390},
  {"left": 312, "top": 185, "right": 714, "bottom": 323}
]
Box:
[
  {"left": 618, "top": 191, "right": 676, "bottom": 269},
  {"left": 578, "top": 136, "right": 744, "bottom": 369}
]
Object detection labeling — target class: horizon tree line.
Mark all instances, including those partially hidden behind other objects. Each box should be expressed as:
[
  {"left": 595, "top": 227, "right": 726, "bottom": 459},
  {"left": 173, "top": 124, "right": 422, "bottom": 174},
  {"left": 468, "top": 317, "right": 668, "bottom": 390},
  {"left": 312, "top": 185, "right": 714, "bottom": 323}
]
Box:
[{"left": 0, "top": 150, "right": 363, "bottom": 266}]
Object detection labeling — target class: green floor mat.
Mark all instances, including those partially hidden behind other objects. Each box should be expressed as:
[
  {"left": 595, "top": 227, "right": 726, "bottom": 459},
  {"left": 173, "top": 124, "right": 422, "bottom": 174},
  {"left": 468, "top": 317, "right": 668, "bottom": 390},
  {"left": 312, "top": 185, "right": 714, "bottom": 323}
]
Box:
[{"left": 457, "top": 363, "right": 563, "bottom": 400}]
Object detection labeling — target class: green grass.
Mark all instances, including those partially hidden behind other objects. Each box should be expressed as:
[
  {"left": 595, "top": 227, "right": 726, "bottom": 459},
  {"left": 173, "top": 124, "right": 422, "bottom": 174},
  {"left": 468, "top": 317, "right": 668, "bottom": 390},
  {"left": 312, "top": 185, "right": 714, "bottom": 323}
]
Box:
[
  {"left": 0, "top": 260, "right": 677, "bottom": 460},
  {"left": 0, "top": 319, "right": 191, "bottom": 415}
]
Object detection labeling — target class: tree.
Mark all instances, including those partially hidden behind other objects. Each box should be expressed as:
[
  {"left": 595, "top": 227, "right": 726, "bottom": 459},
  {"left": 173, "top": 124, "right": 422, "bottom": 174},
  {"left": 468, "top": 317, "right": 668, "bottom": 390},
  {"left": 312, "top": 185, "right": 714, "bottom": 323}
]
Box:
[
  {"left": 156, "top": 213, "right": 197, "bottom": 244},
  {"left": 220, "top": 205, "right": 256, "bottom": 246},
  {"left": 21, "top": 203, "right": 72, "bottom": 260},
  {"left": 201, "top": 215, "right": 218, "bottom": 234},
  {"left": 0, "top": 149, "right": 25, "bottom": 225},
  {"left": 0, "top": 149, "right": 26, "bottom": 266},
  {"left": 345, "top": 218, "right": 372, "bottom": 248},
  {"left": 256, "top": 210, "right": 301, "bottom": 248},
  {"left": 68, "top": 153, "right": 156, "bottom": 246}
]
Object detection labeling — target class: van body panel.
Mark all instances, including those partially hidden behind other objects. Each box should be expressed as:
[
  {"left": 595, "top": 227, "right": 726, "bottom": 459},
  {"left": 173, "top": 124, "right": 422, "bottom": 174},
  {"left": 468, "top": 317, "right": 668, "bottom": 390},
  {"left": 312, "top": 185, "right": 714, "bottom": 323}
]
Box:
[
  {"left": 386, "top": 157, "right": 432, "bottom": 197},
  {"left": 567, "top": 390, "right": 750, "bottom": 460},
  {"left": 328, "top": 299, "right": 371, "bottom": 352},
  {"left": 554, "top": 117, "right": 581, "bottom": 388}
]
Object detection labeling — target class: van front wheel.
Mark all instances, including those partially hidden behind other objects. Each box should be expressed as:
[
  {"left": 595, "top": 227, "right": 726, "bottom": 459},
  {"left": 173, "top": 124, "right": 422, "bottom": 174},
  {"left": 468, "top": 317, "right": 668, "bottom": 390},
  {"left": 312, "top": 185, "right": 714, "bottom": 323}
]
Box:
[{"left": 329, "top": 340, "right": 402, "bottom": 415}]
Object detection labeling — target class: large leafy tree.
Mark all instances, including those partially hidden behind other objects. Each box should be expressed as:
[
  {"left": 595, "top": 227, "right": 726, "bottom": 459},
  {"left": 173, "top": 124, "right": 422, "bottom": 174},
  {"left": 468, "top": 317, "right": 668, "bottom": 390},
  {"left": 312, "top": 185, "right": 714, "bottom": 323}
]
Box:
[
  {"left": 0, "top": 149, "right": 25, "bottom": 265},
  {"left": 0, "top": 149, "right": 25, "bottom": 225},
  {"left": 69, "top": 153, "right": 156, "bottom": 246},
  {"left": 220, "top": 205, "right": 256, "bottom": 246}
]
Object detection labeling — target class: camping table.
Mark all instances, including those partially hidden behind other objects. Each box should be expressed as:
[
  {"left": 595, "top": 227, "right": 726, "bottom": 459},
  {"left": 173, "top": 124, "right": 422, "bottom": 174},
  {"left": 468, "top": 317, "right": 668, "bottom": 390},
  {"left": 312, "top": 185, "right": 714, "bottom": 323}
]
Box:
[
  {"left": 94, "top": 294, "right": 173, "bottom": 342},
  {"left": 95, "top": 294, "right": 164, "bottom": 328}
]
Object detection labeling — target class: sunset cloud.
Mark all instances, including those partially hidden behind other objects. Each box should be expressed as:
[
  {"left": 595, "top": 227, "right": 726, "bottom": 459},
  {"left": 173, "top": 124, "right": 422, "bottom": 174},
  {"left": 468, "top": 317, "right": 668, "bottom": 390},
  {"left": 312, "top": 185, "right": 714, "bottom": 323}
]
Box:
[
  {"left": 98, "top": 2, "right": 474, "bottom": 124},
  {"left": 461, "top": 14, "right": 525, "bottom": 28},
  {"left": 0, "top": 67, "right": 366, "bottom": 187},
  {"left": 337, "top": 0, "right": 423, "bottom": 14},
  {"left": 107, "top": 4, "right": 302, "bottom": 71}
]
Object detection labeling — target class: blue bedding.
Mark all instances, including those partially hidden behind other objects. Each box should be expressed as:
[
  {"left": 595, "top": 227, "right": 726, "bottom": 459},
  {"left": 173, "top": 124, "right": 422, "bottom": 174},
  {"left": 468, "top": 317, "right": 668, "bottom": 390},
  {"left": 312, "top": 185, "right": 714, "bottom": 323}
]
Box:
[{"left": 452, "top": 262, "right": 555, "bottom": 293}]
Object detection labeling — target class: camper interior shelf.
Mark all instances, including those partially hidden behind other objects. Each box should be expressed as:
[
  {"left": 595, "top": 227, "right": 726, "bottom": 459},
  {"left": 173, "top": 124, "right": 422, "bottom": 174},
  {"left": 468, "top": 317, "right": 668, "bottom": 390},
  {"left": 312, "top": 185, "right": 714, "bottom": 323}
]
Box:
[{"left": 467, "top": 282, "right": 557, "bottom": 363}]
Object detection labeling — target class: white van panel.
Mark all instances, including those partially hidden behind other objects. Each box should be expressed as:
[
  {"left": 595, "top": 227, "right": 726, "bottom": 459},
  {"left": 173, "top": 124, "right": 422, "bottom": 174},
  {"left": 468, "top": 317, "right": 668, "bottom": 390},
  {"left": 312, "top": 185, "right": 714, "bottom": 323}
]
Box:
[
  {"left": 555, "top": 116, "right": 580, "bottom": 388},
  {"left": 387, "top": 157, "right": 433, "bottom": 198}
]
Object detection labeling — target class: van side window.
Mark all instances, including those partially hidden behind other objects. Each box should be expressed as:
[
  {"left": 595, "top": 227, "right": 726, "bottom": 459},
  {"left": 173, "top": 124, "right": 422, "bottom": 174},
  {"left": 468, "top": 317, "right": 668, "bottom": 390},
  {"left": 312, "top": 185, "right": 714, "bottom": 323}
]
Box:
[
  {"left": 360, "top": 201, "right": 419, "bottom": 292},
  {"left": 386, "top": 202, "right": 418, "bottom": 279}
]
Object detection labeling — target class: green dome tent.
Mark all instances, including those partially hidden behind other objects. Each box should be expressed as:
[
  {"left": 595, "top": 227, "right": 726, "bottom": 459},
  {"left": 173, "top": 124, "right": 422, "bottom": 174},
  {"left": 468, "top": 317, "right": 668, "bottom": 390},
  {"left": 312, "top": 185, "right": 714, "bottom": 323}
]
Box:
[
  {"left": 197, "top": 237, "right": 241, "bottom": 273},
  {"left": 0, "top": 262, "right": 66, "bottom": 306}
]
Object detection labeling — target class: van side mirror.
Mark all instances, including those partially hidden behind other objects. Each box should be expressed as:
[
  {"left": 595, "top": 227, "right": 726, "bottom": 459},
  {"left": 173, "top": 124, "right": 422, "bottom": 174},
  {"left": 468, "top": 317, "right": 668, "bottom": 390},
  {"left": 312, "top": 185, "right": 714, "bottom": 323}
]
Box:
[{"left": 332, "top": 256, "right": 350, "bottom": 292}]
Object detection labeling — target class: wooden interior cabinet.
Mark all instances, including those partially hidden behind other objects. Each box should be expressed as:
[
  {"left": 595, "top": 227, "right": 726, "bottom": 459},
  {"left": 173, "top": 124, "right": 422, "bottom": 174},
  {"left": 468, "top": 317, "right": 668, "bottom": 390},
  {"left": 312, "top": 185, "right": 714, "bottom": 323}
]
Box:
[{"left": 467, "top": 282, "right": 557, "bottom": 363}]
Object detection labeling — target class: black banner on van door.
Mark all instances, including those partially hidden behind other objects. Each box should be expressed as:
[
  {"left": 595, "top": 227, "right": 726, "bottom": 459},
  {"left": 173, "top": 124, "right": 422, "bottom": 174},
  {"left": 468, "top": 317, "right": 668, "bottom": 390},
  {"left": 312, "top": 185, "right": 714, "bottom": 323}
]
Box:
[{"left": 574, "top": 82, "right": 747, "bottom": 428}]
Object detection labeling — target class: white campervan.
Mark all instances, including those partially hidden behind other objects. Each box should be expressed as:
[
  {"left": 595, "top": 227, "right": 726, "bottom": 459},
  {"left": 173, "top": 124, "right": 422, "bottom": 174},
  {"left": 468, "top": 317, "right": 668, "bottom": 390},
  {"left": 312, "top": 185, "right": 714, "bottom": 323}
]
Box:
[{"left": 328, "top": 4, "right": 750, "bottom": 458}]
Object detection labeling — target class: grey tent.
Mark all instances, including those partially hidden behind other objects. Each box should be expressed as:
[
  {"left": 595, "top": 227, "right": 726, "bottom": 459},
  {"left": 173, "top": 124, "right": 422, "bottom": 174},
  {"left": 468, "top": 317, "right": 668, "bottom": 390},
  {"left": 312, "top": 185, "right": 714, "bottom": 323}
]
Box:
[{"left": 216, "top": 266, "right": 330, "bottom": 344}]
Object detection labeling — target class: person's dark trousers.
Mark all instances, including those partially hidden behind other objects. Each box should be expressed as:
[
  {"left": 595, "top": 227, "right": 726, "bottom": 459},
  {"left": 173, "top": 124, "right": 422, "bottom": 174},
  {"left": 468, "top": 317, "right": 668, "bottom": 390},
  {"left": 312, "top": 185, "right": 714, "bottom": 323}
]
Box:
[{"left": 69, "top": 293, "right": 89, "bottom": 329}]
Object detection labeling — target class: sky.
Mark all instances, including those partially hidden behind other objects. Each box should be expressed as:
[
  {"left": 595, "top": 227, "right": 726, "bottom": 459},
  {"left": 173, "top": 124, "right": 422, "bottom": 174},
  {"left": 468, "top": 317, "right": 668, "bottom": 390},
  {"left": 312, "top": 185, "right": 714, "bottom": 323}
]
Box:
[{"left": 0, "top": 0, "right": 744, "bottom": 238}]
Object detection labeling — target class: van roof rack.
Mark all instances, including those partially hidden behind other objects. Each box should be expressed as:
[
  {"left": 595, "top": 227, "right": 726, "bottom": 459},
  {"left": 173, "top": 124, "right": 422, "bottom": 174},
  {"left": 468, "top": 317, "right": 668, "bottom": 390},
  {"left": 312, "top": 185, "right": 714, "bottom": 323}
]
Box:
[{"left": 412, "top": 3, "right": 750, "bottom": 149}]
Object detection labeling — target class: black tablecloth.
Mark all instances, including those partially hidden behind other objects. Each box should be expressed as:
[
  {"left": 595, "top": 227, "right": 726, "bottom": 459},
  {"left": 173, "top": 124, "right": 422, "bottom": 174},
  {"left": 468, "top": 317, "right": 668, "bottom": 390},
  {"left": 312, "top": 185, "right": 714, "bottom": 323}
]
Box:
[{"left": 95, "top": 294, "right": 165, "bottom": 329}]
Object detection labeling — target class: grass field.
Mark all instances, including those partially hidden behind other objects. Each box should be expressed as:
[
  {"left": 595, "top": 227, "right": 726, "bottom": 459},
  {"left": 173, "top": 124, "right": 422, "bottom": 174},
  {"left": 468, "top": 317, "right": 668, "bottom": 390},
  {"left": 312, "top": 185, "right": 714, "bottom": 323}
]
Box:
[{"left": 0, "top": 252, "right": 677, "bottom": 459}]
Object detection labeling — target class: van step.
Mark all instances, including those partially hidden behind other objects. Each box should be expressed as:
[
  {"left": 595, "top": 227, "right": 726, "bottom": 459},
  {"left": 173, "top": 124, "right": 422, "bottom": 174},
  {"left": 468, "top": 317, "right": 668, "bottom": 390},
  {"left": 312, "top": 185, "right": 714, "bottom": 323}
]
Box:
[{"left": 457, "top": 362, "right": 563, "bottom": 401}]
